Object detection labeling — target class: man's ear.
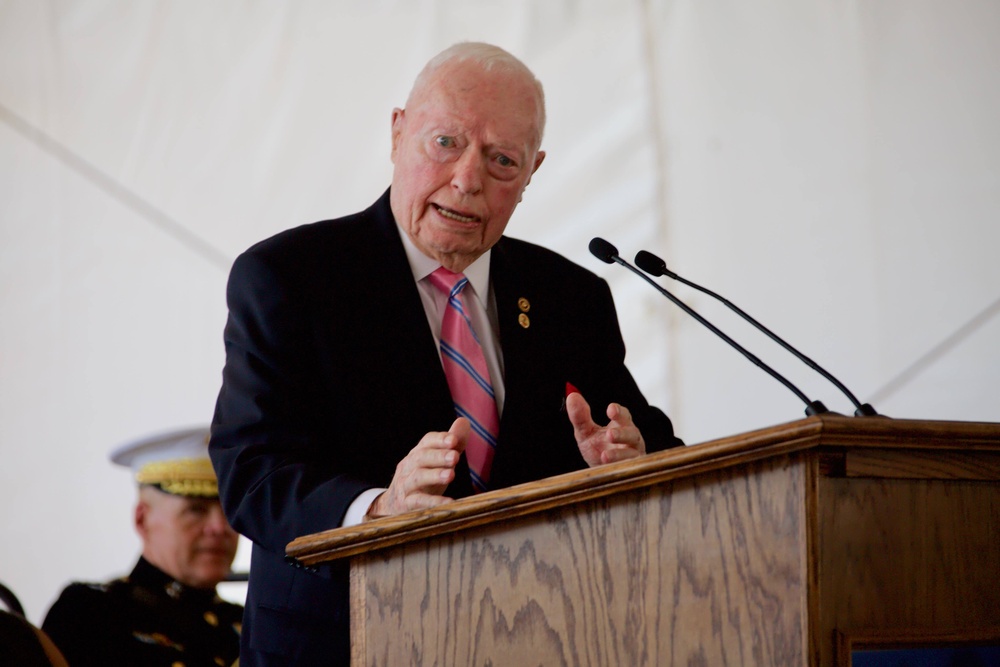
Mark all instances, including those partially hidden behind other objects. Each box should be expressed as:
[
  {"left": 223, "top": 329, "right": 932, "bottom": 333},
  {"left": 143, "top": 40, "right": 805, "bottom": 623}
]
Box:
[
  {"left": 390, "top": 108, "right": 405, "bottom": 162},
  {"left": 134, "top": 499, "right": 149, "bottom": 538},
  {"left": 531, "top": 150, "right": 546, "bottom": 175},
  {"left": 519, "top": 150, "right": 546, "bottom": 202}
]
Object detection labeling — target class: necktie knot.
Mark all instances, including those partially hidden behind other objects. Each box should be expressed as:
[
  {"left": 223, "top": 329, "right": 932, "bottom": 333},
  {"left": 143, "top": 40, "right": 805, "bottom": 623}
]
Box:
[{"left": 429, "top": 267, "right": 467, "bottom": 299}]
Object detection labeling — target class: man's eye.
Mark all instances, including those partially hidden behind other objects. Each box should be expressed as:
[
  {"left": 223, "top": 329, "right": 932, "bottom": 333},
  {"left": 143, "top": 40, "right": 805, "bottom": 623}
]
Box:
[
  {"left": 184, "top": 501, "right": 211, "bottom": 516},
  {"left": 496, "top": 154, "right": 515, "bottom": 168},
  {"left": 435, "top": 136, "right": 455, "bottom": 148}
]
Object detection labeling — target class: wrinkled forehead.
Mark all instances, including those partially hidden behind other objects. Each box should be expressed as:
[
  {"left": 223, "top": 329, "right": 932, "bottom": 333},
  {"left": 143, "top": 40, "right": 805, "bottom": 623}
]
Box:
[{"left": 409, "top": 60, "right": 544, "bottom": 150}]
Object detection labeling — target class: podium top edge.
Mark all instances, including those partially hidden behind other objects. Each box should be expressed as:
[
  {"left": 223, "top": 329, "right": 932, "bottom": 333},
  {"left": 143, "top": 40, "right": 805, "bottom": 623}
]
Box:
[{"left": 286, "top": 415, "right": 1000, "bottom": 565}]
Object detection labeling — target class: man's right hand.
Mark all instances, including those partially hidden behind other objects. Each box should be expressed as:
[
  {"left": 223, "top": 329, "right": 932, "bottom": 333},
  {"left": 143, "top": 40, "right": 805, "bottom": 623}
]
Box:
[{"left": 365, "top": 418, "right": 469, "bottom": 520}]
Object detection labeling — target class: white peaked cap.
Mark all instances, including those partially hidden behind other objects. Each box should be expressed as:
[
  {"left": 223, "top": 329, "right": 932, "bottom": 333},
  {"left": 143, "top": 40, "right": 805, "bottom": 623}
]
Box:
[{"left": 109, "top": 426, "right": 218, "bottom": 497}]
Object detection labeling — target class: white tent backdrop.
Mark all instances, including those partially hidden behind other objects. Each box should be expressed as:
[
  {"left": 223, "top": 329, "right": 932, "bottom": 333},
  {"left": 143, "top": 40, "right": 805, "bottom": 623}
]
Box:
[{"left": 2, "top": 0, "right": 998, "bottom": 624}]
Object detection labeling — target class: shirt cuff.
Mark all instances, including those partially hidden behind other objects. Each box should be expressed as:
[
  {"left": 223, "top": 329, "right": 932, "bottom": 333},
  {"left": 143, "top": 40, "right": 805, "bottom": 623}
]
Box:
[{"left": 341, "top": 487, "right": 387, "bottom": 527}]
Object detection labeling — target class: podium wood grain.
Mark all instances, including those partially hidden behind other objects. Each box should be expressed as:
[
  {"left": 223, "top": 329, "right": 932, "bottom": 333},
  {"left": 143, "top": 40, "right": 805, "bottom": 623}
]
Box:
[
  {"left": 287, "top": 415, "right": 1000, "bottom": 666},
  {"left": 351, "top": 455, "right": 807, "bottom": 666}
]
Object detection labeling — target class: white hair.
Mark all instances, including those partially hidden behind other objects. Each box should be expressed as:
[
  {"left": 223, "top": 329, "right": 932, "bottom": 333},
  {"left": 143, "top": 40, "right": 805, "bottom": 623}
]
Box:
[{"left": 407, "top": 42, "right": 546, "bottom": 144}]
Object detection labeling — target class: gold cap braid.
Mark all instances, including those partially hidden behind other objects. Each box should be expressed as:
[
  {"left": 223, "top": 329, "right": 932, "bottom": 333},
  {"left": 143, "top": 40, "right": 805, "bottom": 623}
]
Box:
[{"left": 135, "top": 457, "right": 219, "bottom": 497}]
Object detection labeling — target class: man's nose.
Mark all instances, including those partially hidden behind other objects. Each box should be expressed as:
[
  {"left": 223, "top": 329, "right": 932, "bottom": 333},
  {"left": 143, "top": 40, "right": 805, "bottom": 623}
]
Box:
[
  {"left": 451, "top": 150, "right": 484, "bottom": 195},
  {"left": 204, "top": 504, "right": 231, "bottom": 534}
]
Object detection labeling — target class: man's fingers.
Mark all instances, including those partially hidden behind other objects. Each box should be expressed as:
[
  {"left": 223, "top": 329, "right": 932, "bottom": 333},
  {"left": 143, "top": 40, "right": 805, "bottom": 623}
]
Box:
[
  {"left": 374, "top": 485, "right": 454, "bottom": 518},
  {"left": 565, "top": 391, "right": 595, "bottom": 433},
  {"left": 447, "top": 417, "right": 471, "bottom": 452},
  {"left": 568, "top": 394, "right": 648, "bottom": 468},
  {"left": 606, "top": 402, "right": 634, "bottom": 427},
  {"left": 404, "top": 460, "right": 456, "bottom": 486},
  {"left": 377, "top": 420, "right": 471, "bottom": 517},
  {"left": 417, "top": 423, "right": 464, "bottom": 451},
  {"left": 604, "top": 403, "right": 645, "bottom": 452},
  {"left": 402, "top": 491, "right": 455, "bottom": 512}
]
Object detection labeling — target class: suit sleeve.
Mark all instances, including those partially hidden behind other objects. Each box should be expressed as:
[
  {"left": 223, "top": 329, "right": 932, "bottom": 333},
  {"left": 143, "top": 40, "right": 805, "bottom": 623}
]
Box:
[{"left": 210, "top": 249, "right": 372, "bottom": 556}]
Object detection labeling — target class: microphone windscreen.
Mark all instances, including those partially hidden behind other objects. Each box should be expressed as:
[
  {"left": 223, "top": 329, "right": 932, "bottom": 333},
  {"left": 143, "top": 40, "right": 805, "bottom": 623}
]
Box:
[
  {"left": 588, "top": 237, "right": 618, "bottom": 263},
  {"left": 635, "top": 250, "right": 667, "bottom": 276}
]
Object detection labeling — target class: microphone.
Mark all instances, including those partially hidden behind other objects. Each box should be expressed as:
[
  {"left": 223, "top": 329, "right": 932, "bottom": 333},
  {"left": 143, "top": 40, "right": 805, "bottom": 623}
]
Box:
[
  {"left": 589, "top": 238, "right": 829, "bottom": 417},
  {"left": 634, "top": 249, "right": 878, "bottom": 417}
]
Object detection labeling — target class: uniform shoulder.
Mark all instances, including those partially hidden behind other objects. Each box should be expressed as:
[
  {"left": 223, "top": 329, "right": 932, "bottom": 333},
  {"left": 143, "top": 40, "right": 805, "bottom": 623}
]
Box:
[
  {"left": 50, "top": 578, "right": 117, "bottom": 599},
  {"left": 45, "top": 576, "right": 130, "bottom": 613}
]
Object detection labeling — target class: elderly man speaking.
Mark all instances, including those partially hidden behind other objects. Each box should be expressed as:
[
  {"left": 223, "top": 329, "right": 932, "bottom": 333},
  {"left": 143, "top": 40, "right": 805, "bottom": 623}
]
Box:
[{"left": 210, "top": 41, "right": 683, "bottom": 666}]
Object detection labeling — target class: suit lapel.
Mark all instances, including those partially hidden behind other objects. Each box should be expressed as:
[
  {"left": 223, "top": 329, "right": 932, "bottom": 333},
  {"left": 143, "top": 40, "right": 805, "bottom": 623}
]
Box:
[
  {"left": 490, "top": 239, "right": 536, "bottom": 428},
  {"left": 488, "top": 238, "right": 585, "bottom": 488},
  {"left": 490, "top": 238, "right": 562, "bottom": 467}
]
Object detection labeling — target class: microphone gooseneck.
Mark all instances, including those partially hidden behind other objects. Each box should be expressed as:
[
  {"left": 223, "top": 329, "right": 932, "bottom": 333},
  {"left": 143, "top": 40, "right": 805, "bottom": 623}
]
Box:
[
  {"left": 634, "top": 249, "right": 878, "bottom": 417},
  {"left": 590, "top": 238, "right": 828, "bottom": 417}
]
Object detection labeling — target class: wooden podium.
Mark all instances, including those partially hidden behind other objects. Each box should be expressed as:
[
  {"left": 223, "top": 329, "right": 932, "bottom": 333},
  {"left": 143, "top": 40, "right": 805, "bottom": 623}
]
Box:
[{"left": 287, "top": 414, "right": 1000, "bottom": 666}]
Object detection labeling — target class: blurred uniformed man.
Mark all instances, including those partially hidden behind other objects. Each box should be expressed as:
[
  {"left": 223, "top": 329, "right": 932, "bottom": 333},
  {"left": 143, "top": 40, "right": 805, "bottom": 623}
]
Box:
[{"left": 42, "top": 427, "right": 242, "bottom": 667}]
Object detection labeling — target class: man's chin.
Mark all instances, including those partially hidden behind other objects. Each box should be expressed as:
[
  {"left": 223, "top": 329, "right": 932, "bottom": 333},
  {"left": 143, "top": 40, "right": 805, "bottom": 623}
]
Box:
[
  {"left": 190, "top": 557, "right": 236, "bottom": 586},
  {"left": 418, "top": 234, "right": 491, "bottom": 269},
  {"left": 187, "top": 571, "right": 230, "bottom": 589},
  {"left": 414, "top": 216, "right": 489, "bottom": 247}
]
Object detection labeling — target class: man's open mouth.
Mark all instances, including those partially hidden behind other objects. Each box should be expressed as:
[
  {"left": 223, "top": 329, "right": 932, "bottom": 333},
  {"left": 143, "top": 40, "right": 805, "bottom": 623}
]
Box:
[{"left": 434, "top": 204, "right": 479, "bottom": 223}]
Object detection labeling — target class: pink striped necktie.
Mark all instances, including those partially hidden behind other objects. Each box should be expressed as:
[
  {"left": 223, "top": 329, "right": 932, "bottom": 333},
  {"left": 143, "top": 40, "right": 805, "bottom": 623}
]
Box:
[{"left": 429, "top": 267, "right": 499, "bottom": 493}]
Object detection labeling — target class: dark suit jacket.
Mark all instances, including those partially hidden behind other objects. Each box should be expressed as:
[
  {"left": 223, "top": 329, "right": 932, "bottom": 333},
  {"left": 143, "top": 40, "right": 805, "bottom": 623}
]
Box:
[{"left": 210, "top": 189, "right": 682, "bottom": 665}]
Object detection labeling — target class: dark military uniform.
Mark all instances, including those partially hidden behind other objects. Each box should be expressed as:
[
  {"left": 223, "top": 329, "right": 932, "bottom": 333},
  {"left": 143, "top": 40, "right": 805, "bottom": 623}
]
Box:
[{"left": 42, "top": 556, "right": 242, "bottom": 667}]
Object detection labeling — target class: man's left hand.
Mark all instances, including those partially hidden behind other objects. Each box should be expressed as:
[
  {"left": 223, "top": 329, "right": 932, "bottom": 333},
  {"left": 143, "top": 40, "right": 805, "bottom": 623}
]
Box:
[{"left": 565, "top": 391, "right": 646, "bottom": 467}]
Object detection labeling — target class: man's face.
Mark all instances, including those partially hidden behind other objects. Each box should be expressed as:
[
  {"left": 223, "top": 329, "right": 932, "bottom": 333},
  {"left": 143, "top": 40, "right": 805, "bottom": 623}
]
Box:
[
  {"left": 136, "top": 487, "right": 239, "bottom": 589},
  {"left": 390, "top": 60, "right": 546, "bottom": 272}
]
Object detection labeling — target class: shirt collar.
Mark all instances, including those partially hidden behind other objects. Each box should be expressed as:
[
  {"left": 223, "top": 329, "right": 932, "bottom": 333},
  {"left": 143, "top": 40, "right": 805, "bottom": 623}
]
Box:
[{"left": 396, "top": 221, "right": 492, "bottom": 305}]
